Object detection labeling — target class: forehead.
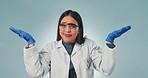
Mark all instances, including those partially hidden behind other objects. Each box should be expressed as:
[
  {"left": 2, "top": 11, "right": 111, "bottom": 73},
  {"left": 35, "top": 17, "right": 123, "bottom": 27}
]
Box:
[{"left": 61, "top": 16, "right": 78, "bottom": 24}]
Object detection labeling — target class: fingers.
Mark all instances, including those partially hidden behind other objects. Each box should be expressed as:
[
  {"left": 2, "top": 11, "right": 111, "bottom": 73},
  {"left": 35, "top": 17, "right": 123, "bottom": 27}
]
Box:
[
  {"left": 125, "top": 26, "right": 131, "bottom": 30},
  {"left": 9, "top": 27, "right": 27, "bottom": 38},
  {"left": 118, "top": 26, "right": 131, "bottom": 34},
  {"left": 9, "top": 27, "right": 35, "bottom": 44},
  {"left": 9, "top": 27, "right": 21, "bottom": 35},
  {"left": 106, "top": 25, "right": 131, "bottom": 43}
]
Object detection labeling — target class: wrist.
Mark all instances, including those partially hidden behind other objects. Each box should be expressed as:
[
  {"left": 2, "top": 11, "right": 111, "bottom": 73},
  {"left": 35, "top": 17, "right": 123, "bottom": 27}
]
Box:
[
  {"left": 106, "top": 42, "right": 113, "bottom": 44},
  {"left": 106, "top": 43, "right": 116, "bottom": 49},
  {"left": 28, "top": 44, "right": 35, "bottom": 47},
  {"left": 25, "top": 44, "right": 35, "bottom": 49}
]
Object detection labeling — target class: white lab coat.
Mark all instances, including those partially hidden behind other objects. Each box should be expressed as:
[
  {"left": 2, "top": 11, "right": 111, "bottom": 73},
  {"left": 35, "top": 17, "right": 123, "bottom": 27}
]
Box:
[{"left": 24, "top": 38, "right": 116, "bottom": 78}]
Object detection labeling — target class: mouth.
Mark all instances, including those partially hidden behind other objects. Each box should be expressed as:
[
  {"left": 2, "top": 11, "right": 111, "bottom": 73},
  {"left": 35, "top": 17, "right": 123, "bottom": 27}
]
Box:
[{"left": 63, "top": 34, "right": 72, "bottom": 37}]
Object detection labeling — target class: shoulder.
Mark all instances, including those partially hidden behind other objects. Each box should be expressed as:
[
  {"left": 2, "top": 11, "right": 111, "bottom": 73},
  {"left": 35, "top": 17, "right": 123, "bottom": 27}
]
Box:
[
  {"left": 84, "top": 37, "right": 97, "bottom": 45},
  {"left": 82, "top": 37, "right": 99, "bottom": 50},
  {"left": 43, "top": 41, "right": 57, "bottom": 49}
]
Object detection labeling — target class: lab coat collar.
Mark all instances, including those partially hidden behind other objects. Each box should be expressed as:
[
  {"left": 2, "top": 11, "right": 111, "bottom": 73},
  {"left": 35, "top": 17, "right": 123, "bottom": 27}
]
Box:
[
  {"left": 56, "top": 40, "right": 68, "bottom": 54},
  {"left": 56, "top": 39, "right": 83, "bottom": 56},
  {"left": 72, "top": 42, "right": 84, "bottom": 56},
  {"left": 56, "top": 39, "right": 63, "bottom": 48}
]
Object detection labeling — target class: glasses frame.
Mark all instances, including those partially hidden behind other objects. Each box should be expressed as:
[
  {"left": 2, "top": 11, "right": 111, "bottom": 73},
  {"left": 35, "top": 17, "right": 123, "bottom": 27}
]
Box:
[{"left": 59, "top": 22, "right": 79, "bottom": 31}]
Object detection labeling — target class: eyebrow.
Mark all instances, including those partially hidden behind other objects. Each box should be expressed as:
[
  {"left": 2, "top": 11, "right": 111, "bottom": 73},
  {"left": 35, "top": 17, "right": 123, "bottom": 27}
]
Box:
[
  {"left": 61, "top": 22, "right": 78, "bottom": 25},
  {"left": 61, "top": 22, "right": 67, "bottom": 23}
]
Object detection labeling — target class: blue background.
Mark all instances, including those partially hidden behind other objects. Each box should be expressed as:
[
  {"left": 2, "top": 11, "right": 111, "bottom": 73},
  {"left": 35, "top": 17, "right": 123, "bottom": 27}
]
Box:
[{"left": 0, "top": 0, "right": 147, "bottom": 78}]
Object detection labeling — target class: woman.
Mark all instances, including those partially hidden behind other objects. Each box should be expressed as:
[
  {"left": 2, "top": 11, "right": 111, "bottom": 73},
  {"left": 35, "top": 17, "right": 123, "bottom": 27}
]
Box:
[{"left": 10, "top": 10, "right": 131, "bottom": 78}]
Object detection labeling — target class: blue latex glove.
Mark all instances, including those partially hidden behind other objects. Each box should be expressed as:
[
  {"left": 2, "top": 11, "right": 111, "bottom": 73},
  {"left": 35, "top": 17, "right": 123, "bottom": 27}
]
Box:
[
  {"left": 106, "top": 26, "right": 131, "bottom": 43},
  {"left": 9, "top": 27, "right": 36, "bottom": 44}
]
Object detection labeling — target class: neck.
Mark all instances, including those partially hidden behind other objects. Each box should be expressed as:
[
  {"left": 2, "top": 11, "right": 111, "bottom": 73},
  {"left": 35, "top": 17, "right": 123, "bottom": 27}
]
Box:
[{"left": 62, "top": 40, "right": 75, "bottom": 45}]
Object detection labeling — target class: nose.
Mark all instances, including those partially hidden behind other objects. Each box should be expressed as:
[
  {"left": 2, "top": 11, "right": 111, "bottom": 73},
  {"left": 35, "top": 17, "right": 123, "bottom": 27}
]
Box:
[{"left": 65, "top": 25, "right": 71, "bottom": 33}]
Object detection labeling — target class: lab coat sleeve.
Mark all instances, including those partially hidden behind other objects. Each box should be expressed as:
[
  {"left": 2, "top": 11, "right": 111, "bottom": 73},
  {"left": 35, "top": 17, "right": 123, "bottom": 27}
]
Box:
[
  {"left": 24, "top": 44, "right": 51, "bottom": 78},
  {"left": 89, "top": 40, "right": 116, "bottom": 76}
]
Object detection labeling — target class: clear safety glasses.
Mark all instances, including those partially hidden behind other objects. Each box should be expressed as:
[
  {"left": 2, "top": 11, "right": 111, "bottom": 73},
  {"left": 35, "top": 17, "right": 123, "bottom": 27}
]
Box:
[{"left": 59, "top": 22, "right": 79, "bottom": 31}]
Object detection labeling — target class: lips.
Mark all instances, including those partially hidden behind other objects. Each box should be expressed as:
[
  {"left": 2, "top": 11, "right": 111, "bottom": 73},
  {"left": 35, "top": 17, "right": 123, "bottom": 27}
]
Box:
[{"left": 63, "top": 34, "right": 72, "bottom": 37}]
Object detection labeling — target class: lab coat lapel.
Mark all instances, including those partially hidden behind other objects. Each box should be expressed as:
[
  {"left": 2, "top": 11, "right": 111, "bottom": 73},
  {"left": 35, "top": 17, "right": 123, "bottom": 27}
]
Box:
[
  {"left": 71, "top": 43, "right": 82, "bottom": 56},
  {"left": 56, "top": 40, "right": 83, "bottom": 56},
  {"left": 56, "top": 40, "right": 68, "bottom": 54}
]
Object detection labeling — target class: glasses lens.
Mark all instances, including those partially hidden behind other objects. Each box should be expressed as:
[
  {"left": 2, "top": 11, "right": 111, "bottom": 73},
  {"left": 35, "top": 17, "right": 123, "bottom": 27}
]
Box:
[
  {"left": 67, "top": 23, "right": 78, "bottom": 28},
  {"left": 59, "top": 22, "right": 79, "bottom": 31},
  {"left": 59, "top": 22, "right": 67, "bottom": 27}
]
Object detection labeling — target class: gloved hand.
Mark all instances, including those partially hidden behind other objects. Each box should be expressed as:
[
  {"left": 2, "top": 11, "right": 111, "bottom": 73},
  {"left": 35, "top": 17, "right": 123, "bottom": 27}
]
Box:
[
  {"left": 106, "top": 26, "right": 131, "bottom": 43},
  {"left": 9, "top": 27, "right": 36, "bottom": 44}
]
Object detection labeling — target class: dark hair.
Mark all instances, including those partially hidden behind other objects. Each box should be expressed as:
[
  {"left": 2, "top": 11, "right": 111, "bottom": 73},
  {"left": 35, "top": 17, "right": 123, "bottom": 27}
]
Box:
[{"left": 56, "top": 10, "right": 85, "bottom": 44}]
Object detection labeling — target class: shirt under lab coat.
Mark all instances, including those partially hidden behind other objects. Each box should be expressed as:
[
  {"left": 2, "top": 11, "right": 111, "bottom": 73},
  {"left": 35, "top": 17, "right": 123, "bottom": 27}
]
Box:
[{"left": 24, "top": 38, "right": 116, "bottom": 78}]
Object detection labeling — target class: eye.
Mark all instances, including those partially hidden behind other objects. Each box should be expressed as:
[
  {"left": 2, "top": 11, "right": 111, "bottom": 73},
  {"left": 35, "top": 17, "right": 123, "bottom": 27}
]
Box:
[
  {"left": 60, "top": 23, "right": 67, "bottom": 27},
  {"left": 71, "top": 25, "right": 77, "bottom": 28},
  {"left": 68, "top": 23, "right": 78, "bottom": 28}
]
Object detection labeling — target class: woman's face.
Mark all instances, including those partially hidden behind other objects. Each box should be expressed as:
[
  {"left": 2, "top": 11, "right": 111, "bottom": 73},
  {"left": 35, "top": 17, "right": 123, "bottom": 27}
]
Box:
[{"left": 59, "top": 16, "right": 79, "bottom": 43}]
